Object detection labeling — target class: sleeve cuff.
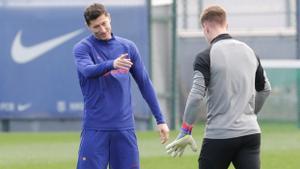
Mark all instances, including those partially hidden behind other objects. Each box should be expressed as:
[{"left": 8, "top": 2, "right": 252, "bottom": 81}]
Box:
[
  {"left": 157, "top": 120, "right": 166, "bottom": 125},
  {"left": 156, "top": 117, "right": 166, "bottom": 124},
  {"left": 106, "top": 60, "right": 115, "bottom": 70}
]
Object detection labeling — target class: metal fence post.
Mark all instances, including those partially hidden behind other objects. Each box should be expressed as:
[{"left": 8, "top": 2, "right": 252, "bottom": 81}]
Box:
[
  {"left": 171, "top": 0, "right": 177, "bottom": 130},
  {"left": 296, "top": 0, "right": 300, "bottom": 128}
]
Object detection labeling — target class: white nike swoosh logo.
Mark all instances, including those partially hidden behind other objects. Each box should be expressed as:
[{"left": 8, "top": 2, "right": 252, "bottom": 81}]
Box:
[
  {"left": 11, "top": 29, "right": 84, "bottom": 64},
  {"left": 17, "top": 103, "right": 31, "bottom": 112}
]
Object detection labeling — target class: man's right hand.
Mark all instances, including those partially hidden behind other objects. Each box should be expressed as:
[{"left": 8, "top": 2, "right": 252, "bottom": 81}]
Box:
[
  {"left": 157, "top": 123, "right": 170, "bottom": 144},
  {"left": 165, "top": 122, "right": 197, "bottom": 157},
  {"left": 166, "top": 135, "right": 197, "bottom": 157},
  {"left": 113, "top": 53, "right": 133, "bottom": 70}
]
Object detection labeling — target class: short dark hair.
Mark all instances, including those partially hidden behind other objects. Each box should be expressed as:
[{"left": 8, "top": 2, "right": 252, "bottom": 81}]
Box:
[
  {"left": 84, "top": 3, "right": 109, "bottom": 25},
  {"left": 200, "top": 5, "right": 226, "bottom": 26}
]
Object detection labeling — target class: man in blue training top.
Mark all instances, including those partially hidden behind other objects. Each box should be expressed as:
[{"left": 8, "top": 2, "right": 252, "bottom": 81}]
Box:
[{"left": 73, "top": 3, "right": 169, "bottom": 169}]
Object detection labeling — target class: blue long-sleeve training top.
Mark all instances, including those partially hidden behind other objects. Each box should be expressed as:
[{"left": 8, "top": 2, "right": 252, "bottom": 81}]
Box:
[{"left": 73, "top": 34, "right": 165, "bottom": 130}]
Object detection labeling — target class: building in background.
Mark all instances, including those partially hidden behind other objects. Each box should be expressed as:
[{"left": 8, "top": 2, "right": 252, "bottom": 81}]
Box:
[{"left": 0, "top": 0, "right": 299, "bottom": 131}]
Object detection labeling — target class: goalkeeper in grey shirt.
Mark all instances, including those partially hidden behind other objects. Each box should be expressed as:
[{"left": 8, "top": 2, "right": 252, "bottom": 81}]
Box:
[{"left": 166, "top": 5, "right": 271, "bottom": 169}]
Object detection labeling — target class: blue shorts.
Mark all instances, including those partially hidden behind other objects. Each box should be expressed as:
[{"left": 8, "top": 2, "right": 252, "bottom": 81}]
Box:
[{"left": 77, "top": 129, "right": 140, "bottom": 169}]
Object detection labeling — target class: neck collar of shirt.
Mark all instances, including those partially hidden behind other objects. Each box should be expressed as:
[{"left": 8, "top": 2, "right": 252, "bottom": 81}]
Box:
[
  {"left": 91, "top": 33, "right": 115, "bottom": 44},
  {"left": 210, "top": 33, "right": 232, "bottom": 44}
]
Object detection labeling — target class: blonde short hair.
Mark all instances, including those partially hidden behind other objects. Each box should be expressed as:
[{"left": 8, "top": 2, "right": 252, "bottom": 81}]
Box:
[{"left": 200, "top": 5, "right": 227, "bottom": 26}]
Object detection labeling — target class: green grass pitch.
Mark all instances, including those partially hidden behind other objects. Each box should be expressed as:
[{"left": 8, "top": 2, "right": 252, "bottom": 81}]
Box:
[{"left": 0, "top": 122, "right": 299, "bottom": 169}]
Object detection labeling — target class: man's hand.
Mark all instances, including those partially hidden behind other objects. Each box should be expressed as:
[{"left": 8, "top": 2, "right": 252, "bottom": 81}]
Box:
[
  {"left": 165, "top": 122, "right": 197, "bottom": 157},
  {"left": 113, "top": 53, "right": 133, "bottom": 70},
  {"left": 166, "top": 135, "right": 197, "bottom": 157},
  {"left": 157, "top": 123, "right": 169, "bottom": 144}
]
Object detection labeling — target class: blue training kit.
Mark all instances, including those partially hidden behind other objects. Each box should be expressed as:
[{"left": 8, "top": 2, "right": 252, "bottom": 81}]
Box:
[
  {"left": 73, "top": 34, "right": 165, "bottom": 130},
  {"left": 77, "top": 129, "right": 140, "bottom": 169},
  {"left": 73, "top": 34, "right": 165, "bottom": 169}
]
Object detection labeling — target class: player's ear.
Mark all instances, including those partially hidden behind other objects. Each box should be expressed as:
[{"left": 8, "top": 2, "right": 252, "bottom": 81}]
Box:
[
  {"left": 202, "top": 22, "right": 208, "bottom": 33},
  {"left": 203, "top": 23, "right": 209, "bottom": 34},
  {"left": 85, "top": 19, "right": 90, "bottom": 28},
  {"left": 85, "top": 22, "right": 92, "bottom": 31}
]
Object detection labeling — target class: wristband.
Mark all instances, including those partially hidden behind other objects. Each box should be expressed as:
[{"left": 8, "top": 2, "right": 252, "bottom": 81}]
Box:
[{"left": 181, "top": 122, "right": 193, "bottom": 135}]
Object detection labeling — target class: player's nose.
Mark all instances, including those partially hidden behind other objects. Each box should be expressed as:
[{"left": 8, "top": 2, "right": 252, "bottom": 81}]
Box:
[{"left": 99, "top": 25, "right": 106, "bottom": 33}]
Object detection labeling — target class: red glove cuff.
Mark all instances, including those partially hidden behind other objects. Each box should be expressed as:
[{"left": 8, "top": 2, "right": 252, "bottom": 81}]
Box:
[{"left": 181, "top": 122, "right": 193, "bottom": 134}]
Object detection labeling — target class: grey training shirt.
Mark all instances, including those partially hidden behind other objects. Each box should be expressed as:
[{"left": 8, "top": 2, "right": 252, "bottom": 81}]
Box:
[{"left": 189, "top": 33, "right": 271, "bottom": 139}]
